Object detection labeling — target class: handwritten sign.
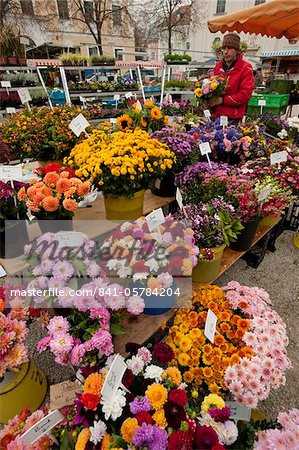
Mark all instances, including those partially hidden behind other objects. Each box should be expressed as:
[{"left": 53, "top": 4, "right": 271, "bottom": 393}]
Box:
[
  {"left": 270, "top": 151, "right": 287, "bottom": 166},
  {"left": 101, "top": 355, "right": 127, "bottom": 401},
  {"left": 55, "top": 231, "right": 85, "bottom": 248},
  {"left": 0, "top": 165, "right": 23, "bottom": 180},
  {"left": 21, "top": 410, "right": 64, "bottom": 445},
  {"left": 18, "top": 88, "right": 32, "bottom": 104},
  {"left": 226, "top": 401, "right": 251, "bottom": 422},
  {"left": 258, "top": 99, "right": 266, "bottom": 107},
  {"left": 258, "top": 187, "right": 271, "bottom": 201},
  {"left": 1, "top": 81, "right": 11, "bottom": 88},
  {"left": 220, "top": 115, "right": 228, "bottom": 127},
  {"left": 125, "top": 92, "right": 133, "bottom": 99},
  {"left": 176, "top": 188, "right": 183, "bottom": 209},
  {"left": 6, "top": 107, "right": 16, "bottom": 114},
  {"left": 204, "top": 309, "right": 218, "bottom": 343},
  {"left": 0, "top": 265, "right": 7, "bottom": 277},
  {"left": 146, "top": 207, "right": 165, "bottom": 232},
  {"left": 69, "top": 113, "right": 90, "bottom": 137},
  {"left": 199, "top": 142, "right": 212, "bottom": 156},
  {"left": 50, "top": 380, "right": 80, "bottom": 410},
  {"left": 203, "top": 109, "right": 211, "bottom": 118}
]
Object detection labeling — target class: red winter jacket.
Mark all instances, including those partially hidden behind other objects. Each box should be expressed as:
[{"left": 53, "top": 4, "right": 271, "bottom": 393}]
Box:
[{"left": 212, "top": 54, "right": 254, "bottom": 119}]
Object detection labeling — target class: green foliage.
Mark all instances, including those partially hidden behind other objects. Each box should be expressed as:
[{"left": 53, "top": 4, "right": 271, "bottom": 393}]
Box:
[
  {"left": 164, "top": 53, "right": 192, "bottom": 62},
  {"left": 165, "top": 80, "right": 194, "bottom": 90},
  {"left": 218, "top": 210, "right": 244, "bottom": 246},
  {"left": 58, "top": 53, "right": 89, "bottom": 65},
  {"left": 90, "top": 54, "right": 116, "bottom": 63}
]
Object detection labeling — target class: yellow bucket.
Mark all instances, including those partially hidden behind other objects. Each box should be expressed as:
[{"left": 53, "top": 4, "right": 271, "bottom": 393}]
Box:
[
  {"left": 104, "top": 190, "right": 145, "bottom": 220},
  {"left": 192, "top": 244, "right": 226, "bottom": 283},
  {"left": 0, "top": 360, "right": 47, "bottom": 424},
  {"left": 259, "top": 214, "right": 281, "bottom": 228}
]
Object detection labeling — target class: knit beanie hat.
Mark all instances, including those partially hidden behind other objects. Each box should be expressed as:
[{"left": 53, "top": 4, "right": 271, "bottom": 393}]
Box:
[{"left": 222, "top": 33, "right": 240, "bottom": 50}]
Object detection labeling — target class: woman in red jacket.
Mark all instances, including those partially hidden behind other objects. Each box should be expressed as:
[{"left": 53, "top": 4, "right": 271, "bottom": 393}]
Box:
[{"left": 210, "top": 33, "right": 254, "bottom": 123}]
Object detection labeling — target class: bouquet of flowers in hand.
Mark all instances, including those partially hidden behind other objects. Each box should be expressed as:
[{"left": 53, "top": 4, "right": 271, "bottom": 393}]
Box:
[
  {"left": 17, "top": 167, "right": 91, "bottom": 219},
  {"left": 194, "top": 73, "right": 226, "bottom": 110}
]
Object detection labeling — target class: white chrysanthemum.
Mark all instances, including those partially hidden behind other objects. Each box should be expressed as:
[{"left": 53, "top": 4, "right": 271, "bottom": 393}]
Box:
[
  {"left": 127, "top": 355, "right": 145, "bottom": 375},
  {"left": 90, "top": 420, "right": 107, "bottom": 444},
  {"left": 144, "top": 365, "right": 164, "bottom": 382},
  {"left": 101, "top": 388, "right": 126, "bottom": 420}
]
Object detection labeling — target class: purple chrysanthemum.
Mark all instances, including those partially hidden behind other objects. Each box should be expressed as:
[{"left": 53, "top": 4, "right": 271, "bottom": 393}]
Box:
[{"left": 130, "top": 396, "right": 152, "bottom": 414}]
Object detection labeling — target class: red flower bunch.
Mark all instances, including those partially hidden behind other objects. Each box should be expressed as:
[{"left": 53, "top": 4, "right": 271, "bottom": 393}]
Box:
[
  {"left": 35, "top": 162, "right": 76, "bottom": 179},
  {"left": 153, "top": 342, "right": 175, "bottom": 364},
  {"left": 80, "top": 393, "right": 99, "bottom": 411}
]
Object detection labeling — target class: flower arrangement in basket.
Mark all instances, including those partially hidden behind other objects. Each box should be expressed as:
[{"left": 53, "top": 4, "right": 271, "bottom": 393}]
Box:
[
  {"left": 116, "top": 100, "right": 168, "bottom": 133},
  {"left": 164, "top": 283, "right": 291, "bottom": 409},
  {"left": 52, "top": 345, "right": 238, "bottom": 449},
  {"left": 17, "top": 166, "right": 91, "bottom": 219},
  {"left": 1, "top": 105, "right": 88, "bottom": 161},
  {"left": 194, "top": 73, "right": 226, "bottom": 110},
  {"left": 65, "top": 129, "right": 175, "bottom": 198}
]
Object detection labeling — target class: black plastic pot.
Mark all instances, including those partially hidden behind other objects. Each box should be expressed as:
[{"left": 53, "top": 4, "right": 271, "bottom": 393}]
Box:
[
  {"left": 151, "top": 172, "right": 176, "bottom": 198},
  {"left": 229, "top": 219, "right": 260, "bottom": 252}
]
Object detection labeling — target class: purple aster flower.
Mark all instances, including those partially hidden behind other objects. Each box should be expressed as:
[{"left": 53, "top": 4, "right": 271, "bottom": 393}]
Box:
[
  {"left": 130, "top": 396, "right": 152, "bottom": 414},
  {"left": 132, "top": 423, "right": 155, "bottom": 448},
  {"left": 152, "top": 426, "right": 168, "bottom": 450}
]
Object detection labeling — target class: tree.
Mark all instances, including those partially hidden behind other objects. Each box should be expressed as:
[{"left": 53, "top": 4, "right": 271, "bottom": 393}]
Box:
[
  {"left": 0, "top": 0, "right": 19, "bottom": 27},
  {"left": 71, "top": 0, "right": 131, "bottom": 55}
]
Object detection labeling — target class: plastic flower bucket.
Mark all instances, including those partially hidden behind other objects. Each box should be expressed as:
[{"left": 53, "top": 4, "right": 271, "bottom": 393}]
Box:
[
  {"left": 192, "top": 244, "right": 225, "bottom": 283},
  {"left": 104, "top": 190, "right": 144, "bottom": 220},
  {"left": 259, "top": 214, "right": 281, "bottom": 228},
  {"left": 0, "top": 360, "right": 47, "bottom": 424}
]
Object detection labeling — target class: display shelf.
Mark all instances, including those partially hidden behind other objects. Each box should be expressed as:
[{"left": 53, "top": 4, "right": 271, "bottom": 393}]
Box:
[
  {"left": 113, "top": 223, "right": 276, "bottom": 354},
  {"left": 0, "top": 86, "right": 42, "bottom": 92}
]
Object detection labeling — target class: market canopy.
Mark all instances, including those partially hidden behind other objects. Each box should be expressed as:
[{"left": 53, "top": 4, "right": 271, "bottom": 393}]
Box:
[{"left": 207, "top": 0, "right": 299, "bottom": 41}]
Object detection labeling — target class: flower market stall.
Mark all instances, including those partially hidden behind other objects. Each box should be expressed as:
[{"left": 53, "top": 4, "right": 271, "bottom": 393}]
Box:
[{"left": 0, "top": 77, "right": 298, "bottom": 450}]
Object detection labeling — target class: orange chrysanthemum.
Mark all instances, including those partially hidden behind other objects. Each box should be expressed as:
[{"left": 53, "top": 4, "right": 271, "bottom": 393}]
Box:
[
  {"left": 75, "top": 428, "right": 90, "bottom": 450},
  {"left": 83, "top": 372, "right": 103, "bottom": 396},
  {"left": 56, "top": 178, "right": 71, "bottom": 193},
  {"left": 62, "top": 198, "right": 78, "bottom": 212},
  {"left": 146, "top": 383, "right": 168, "bottom": 410},
  {"left": 17, "top": 186, "right": 26, "bottom": 200},
  {"left": 44, "top": 172, "right": 60, "bottom": 185},
  {"left": 77, "top": 181, "right": 90, "bottom": 196},
  {"left": 101, "top": 434, "right": 113, "bottom": 450},
  {"left": 121, "top": 418, "right": 139, "bottom": 443},
  {"left": 42, "top": 196, "right": 59, "bottom": 212},
  {"left": 162, "top": 367, "right": 182, "bottom": 386}
]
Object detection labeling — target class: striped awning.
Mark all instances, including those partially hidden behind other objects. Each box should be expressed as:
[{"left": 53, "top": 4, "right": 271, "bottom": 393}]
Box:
[{"left": 260, "top": 49, "right": 299, "bottom": 57}]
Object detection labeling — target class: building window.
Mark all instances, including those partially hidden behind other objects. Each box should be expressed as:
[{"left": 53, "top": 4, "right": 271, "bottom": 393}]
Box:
[
  {"left": 20, "top": 0, "right": 34, "bottom": 15},
  {"left": 216, "top": 0, "right": 226, "bottom": 14},
  {"left": 89, "top": 46, "right": 98, "bottom": 56},
  {"left": 112, "top": 4, "right": 122, "bottom": 26},
  {"left": 57, "top": 0, "right": 69, "bottom": 19},
  {"left": 84, "top": 1, "right": 94, "bottom": 21},
  {"left": 114, "top": 48, "right": 123, "bottom": 61},
  {"left": 255, "top": 0, "right": 265, "bottom": 4}
]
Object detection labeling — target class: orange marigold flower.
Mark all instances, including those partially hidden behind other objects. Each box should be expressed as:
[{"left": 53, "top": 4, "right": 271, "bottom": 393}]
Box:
[
  {"left": 237, "top": 318, "right": 250, "bottom": 331},
  {"left": 191, "top": 348, "right": 200, "bottom": 358},
  {"left": 56, "top": 178, "right": 71, "bottom": 193},
  {"left": 202, "top": 353, "right": 213, "bottom": 365},
  {"left": 183, "top": 371, "right": 194, "bottom": 383},
  {"left": 162, "top": 367, "right": 182, "bottom": 386},
  {"left": 42, "top": 196, "right": 59, "bottom": 212},
  {"left": 202, "top": 344, "right": 212, "bottom": 355},
  {"left": 101, "top": 434, "right": 113, "bottom": 450},
  {"left": 239, "top": 300, "right": 249, "bottom": 310},
  {"left": 189, "top": 328, "right": 202, "bottom": 340},
  {"left": 83, "top": 372, "right": 103, "bottom": 396},
  {"left": 230, "top": 354, "right": 240, "bottom": 365},
  {"left": 214, "top": 334, "right": 225, "bottom": 346},
  {"left": 63, "top": 198, "right": 78, "bottom": 212},
  {"left": 202, "top": 367, "right": 213, "bottom": 378},
  {"left": 220, "top": 323, "right": 230, "bottom": 333},
  {"left": 146, "top": 383, "right": 168, "bottom": 410},
  {"left": 209, "top": 382, "right": 220, "bottom": 394},
  {"left": 179, "top": 336, "right": 192, "bottom": 352},
  {"left": 44, "top": 172, "right": 60, "bottom": 185},
  {"left": 178, "top": 352, "right": 191, "bottom": 367},
  {"left": 121, "top": 418, "right": 139, "bottom": 443}
]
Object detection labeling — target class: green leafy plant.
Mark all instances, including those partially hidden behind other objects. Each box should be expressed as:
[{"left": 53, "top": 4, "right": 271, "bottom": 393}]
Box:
[
  {"left": 164, "top": 53, "right": 192, "bottom": 63},
  {"left": 90, "top": 54, "right": 116, "bottom": 64},
  {"left": 58, "top": 53, "right": 89, "bottom": 66}
]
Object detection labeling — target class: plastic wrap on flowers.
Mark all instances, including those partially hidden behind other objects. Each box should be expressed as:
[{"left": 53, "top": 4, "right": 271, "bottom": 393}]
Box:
[{"left": 164, "top": 283, "right": 291, "bottom": 409}]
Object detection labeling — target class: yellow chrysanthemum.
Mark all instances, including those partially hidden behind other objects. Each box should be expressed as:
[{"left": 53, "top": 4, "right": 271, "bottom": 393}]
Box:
[
  {"left": 150, "top": 106, "right": 163, "bottom": 120},
  {"left": 162, "top": 367, "right": 182, "bottom": 386},
  {"left": 140, "top": 117, "right": 148, "bottom": 128},
  {"left": 121, "top": 418, "right": 139, "bottom": 443},
  {"left": 75, "top": 428, "right": 90, "bottom": 450},
  {"left": 178, "top": 352, "right": 190, "bottom": 367},
  {"left": 83, "top": 372, "right": 103, "bottom": 396},
  {"left": 179, "top": 336, "right": 193, "bottom": 352},
  {"left": 201, "top": 394, "right": 225, "bottom": 414},
  {"left": 153, "top": 409, "right": 167, "bottom": 428},
  {"left": 146, "top": 383, "right": 168, "bottom": 410},
  {"left": 116, "top": 114, "right": 133, "bottom": 131}
]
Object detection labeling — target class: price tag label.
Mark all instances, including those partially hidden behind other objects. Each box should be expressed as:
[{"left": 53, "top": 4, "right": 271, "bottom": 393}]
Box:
[
  {"left": 226, "top": 401, "right": 251, "bottom": 422},
  {"left": 69, "top": 113, "right": 90, "bottom": 137},
  {"left": 17, "top": 88, "right": 32, "bottom": 104},
  {"left": 50, "top": 380, "right": 80, "bottom": 410},
  {"left": 6, "top": 107, "right": 16, "bottom": 114},
  {"left": 203, "top": 109, "right": 211, "bottom": 118},
  {"left": 0, "top": 265, "right": 7, "bottom": 277},
  {"left": 135, "top": 100, "right": 142, "bottom": 110},
  {"left": 199, "top": 142, "right": 212, "bottom": 155},
  {"left": 0, "top": 165, "right": 23, "bottom": 180},
  {"left": 110, "top": 118, "right": 117, "bottom": 124},
  {"left": 155, "top": 179, "right": 161, "bottom": 189},
  {"left": 27, "top": 210, "right": 35, "bottom": 221},
  {"left": 258, "top": 99, "right": 266, "bottom": 107},
  {"left": 1, "top": 81, "right": 11, "bottom": 88},
  {"left": 220, "top": 115, "right": 228, "bottom": 127},
  {"left": 204, "top": 309, "right": 218, "bottom": 343},
  {"left": 270, "top": 151, "right": 288, "bottom": 165},
  {"left": 125, "top": 92, "right": 133, "bottom": 99},
  {"left": 21, "top": 410, "right": 64, "bottom": 445},
  {"left": 55, "top": 231, "right": 85, "bottom": 248},
  {"left": 114, "top": 94, "right": 120, "bottom": 101},
  {"left": 101, "top": 355, "right": 127, "bottom": 402},
  {"left": 176, "top": 188, "right": 183, "bottom": 209},
  {"left": 258, "top": 187, "right": 271, "bottom": 201},
  {"left": 146, "top": 207, "right": 165, "bottom": 232}
]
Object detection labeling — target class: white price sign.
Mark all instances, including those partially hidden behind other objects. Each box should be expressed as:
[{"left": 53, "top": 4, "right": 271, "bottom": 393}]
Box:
[
  {"left": 258, "top": 99, "right": 266, "bottom": 107},
  {"left": 270, "top": 151, "right": 287, "bottom": 165},
  {"left": 135, "top": 100, "right": 142, "bottom": 110},
  {"left": 203, "top": 109, "right": 211, "bottom": 118},
  {"left": 146, "top": 207, "right": 165, "bottom": 232},
  {"left": 176, "top": 188, "right": 183, "bottom": 209},
  {"left": 204, "top": 309, "right": 218, "bottom": 343},
  {"left": 101, "top": 355, "right": 127, "bottom": 402},
  {"left": 21, "top": 410, "right": 64, "bottom": 445},
  {"left": 1, "top": 81, "right": 11, "bottom": 88},
  {"left": 199, "top": 142, "right": 212, "bottom": 156},
  {"left": 55, "top": 231, "right": 85, "bottom": 248},
  {"left": 125, "top": 92, "right": 133, "bottom": 99},
  {"left": 258, "top": 187, "right": 271, "bottom": 201},
  {"left": 6, "top": 107, "right": 16, "bottom": 114},
  {"left": 220, "top": 115, "right": 228, "bottom": 127},
  {"left": 69, "top": 113, "right": 90, "bottom": 137},
  {"left": 0, "top": 265, "right": 7, "bottom": 277},
  {"left": 79, "top": 96, "right": 86, "bottom": 103},
  {"left": 110, "top": 118, "right": 117, "bottom": 124},
  {"left": 114, "top": 94, "right": 120, "bottom": 101},
  {"left": 0, "top": 164, "right": 23, "bottom": 180},
  {"left": 226, "top": 401, "right": 251, "bottom": 422},
  {"left": 18, "top": 88, "right": 32, "bottom": 104}
]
